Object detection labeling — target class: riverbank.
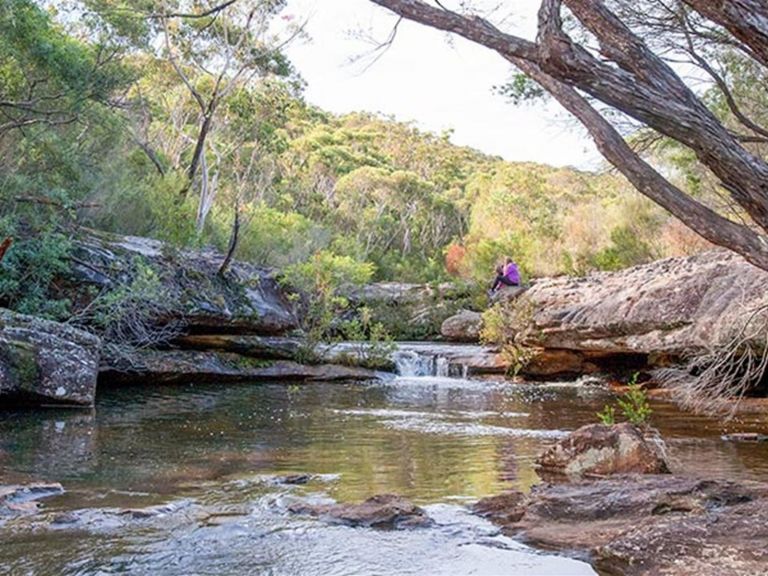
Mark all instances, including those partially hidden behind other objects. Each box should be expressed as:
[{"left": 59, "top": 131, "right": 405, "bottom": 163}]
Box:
[{"left": 3, "top": 231, "right": 768, "bottom": 411}]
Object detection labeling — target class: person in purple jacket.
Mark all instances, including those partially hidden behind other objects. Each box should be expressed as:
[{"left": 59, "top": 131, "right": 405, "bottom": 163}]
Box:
[{"left": 490, "top": 258, "right": 521, "bottom": 294}]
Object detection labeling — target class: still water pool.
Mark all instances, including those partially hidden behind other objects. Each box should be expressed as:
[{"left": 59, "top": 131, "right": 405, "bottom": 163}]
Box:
[{"left": 1, "top": 373, "right": 767, "bottom": 575}]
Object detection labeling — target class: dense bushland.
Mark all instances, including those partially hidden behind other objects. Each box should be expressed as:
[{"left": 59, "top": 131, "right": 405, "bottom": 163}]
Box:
[{"left": 0, "top": 0, "right": 722, "bottom": 320}]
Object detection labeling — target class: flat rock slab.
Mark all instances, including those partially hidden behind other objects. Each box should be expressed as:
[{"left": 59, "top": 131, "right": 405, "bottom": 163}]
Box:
[
  {"left": 473, "top": 475, "right": 768, "bottom": 576},
  {"left": 101, "top": 348, "right": 382, "bottom": 385},
  {"left": 289, "top": 494, "right": 433, "bottom": 528},
  {"left": 0, "top": 309, "right": 100, "bottom": 406}
]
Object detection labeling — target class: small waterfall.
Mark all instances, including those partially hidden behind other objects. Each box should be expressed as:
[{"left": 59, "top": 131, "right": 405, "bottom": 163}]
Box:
[
  {"left": 392, "top": 349, "right": 436, "bottom": 377},
  {"left": 392, "top": 346, "right": 471, "bottom": 378},
  {"left": 435, "top": 357, "right": 450, "bottom": 378}
]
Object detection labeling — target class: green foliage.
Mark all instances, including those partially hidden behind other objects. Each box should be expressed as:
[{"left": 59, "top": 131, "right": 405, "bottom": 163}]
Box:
[
  {"left": 0, "top": 219, "right": 72, "bottom": 319},
  {"left": 617, "top": 374, "right": 653, "bottom": 425},
  {"left": 494, "top": 73, "right": 547, "bottom": 106},
  {"left": 335, "top": 307, "right": 396, "bottom": 370},
  {"left": 284, "top": 250, "right": 374, "bottom": 350},
  {"left": 84, "top": 257, "right": 181, "bottom": 346},
  {"left": 590, "top": 224, "right": 658, "bottom": 272},
  {"left": 596, "top": 405, "right": 616, "bottom": 426},
  {"left": 597, "top": 373, "right": 653, "bottom": 426}
]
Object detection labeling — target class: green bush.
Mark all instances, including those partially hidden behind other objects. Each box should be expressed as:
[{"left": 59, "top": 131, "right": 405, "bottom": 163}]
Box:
[
  {"left": 283, "top": 250, "right": 374, "bottom": 350},
  {"left": 0, "top": 220, "right": 72, "bottom": 319}
]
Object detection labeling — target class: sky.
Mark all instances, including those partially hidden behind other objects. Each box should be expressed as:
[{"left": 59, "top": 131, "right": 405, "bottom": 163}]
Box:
[{"left": 283, "top": 0, "right": 603, "bottom": 170}]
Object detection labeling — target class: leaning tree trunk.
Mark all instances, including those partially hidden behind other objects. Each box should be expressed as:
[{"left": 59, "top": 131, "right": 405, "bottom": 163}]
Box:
[{"left": 369, "top": 0, "right": 768, "bottom": 271}]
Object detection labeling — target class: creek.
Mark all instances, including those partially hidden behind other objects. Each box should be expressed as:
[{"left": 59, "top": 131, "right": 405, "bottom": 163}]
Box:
[{"left": 2, "top": 344, "right": 768, "bottom": 575}]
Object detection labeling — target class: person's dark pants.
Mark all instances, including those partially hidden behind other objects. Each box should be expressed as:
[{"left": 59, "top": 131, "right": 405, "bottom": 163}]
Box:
[{"left": 491, "top": 275, "right": 518, "bottom": 292}]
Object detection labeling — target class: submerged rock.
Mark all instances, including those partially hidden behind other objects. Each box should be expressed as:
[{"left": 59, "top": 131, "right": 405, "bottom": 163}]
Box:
[
  {"left": 440, "top": 309, "right": 483, "bottom": 342},
  {"left": 0, "top": 309, "right": 100, "bottom": 406},
  {"left": 535, "top": 423, "right": 670, "bottom": 478},
  {"left": 472, "top": 491, "right": 526, "bottom": 525},
  {"left": 289, "top": 494, "right": 433, "bottom": 528},
  {"left": 0, "top": 483, "right": 64, "bottom": 519},
  {"left": 475, "top": 475, "right": 768, "bottom": 576}
]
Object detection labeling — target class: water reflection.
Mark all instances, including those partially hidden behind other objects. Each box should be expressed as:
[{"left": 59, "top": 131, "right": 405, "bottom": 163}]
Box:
[{"left": 1, "top": 375, "right": 767, "bottom": 575}]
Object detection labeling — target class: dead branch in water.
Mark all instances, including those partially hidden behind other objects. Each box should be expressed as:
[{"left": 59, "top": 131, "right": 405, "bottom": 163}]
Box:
[{"left": 658, "top": 304, "right": 768, "bottom": 418}]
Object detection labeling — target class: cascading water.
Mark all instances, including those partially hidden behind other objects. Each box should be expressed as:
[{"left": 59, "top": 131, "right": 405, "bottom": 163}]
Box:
[
  {"left": 391, "top": 349, "right": 437, "bottom": 377},
  {"left": 391, "top": 344, "right": 474, "bottom": 378}
]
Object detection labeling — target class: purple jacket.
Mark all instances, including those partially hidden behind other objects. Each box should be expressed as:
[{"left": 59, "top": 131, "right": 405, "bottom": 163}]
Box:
[{"left": 504, "top": 262, "right": 520, "bottom": 285}]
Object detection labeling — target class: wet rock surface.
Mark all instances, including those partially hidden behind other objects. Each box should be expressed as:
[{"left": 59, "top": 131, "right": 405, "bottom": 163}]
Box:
[
  {"left": 289, "top": 494, "right": 433, "bottom": 528},
  {"left": 474, "top": 475, "right": 768, "bottom": 576},
  {"left": 0, "top": 309, "right": 101, "bottom": 406},
  {"left": 536, "top": 423, "right": 670, "bottom": 478}
]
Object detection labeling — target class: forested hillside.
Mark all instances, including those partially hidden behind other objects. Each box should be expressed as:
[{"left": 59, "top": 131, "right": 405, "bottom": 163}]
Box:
[{"left": 0, "top": 0, "right": 710, "bottom": 320}]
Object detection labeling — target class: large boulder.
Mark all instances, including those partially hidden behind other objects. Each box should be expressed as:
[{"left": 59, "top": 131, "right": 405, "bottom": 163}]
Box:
[
  {"left": 0, "top": 309, "right": 100, "bottom": 406},
  {"left": 289, "top": 494, "right": 432, "bottom": 528},
  {"left": 511, "top": 250, "right": 768, "bottom": 374},
  {"left": 69, "top": 231, "right": 297, "bottom": 335},
  {"left": 474, "top": 476, "right": 768, "bottom": 576},
  {"left": 536, "top": 423, "right": 670, "bottom": 478},
  {"left": 440, "top": 309, "right": 483, "bottom": 342}
]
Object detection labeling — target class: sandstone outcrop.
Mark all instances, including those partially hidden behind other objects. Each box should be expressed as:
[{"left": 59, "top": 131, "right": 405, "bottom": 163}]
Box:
[
  {"left": 70, "top": 230, "right": 298, "bottom": 335},
  {"left": 473, "top": 476, "right": 768, "bottom": 576},
  {"left": 508, "top": 250, "right": 768, "bottom": 376},
  {"left": 0, "top": 309, "right": 100, "bottom": 406}
]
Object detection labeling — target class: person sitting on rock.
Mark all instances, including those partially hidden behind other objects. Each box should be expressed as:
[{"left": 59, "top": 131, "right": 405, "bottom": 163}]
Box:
[{"left": 490, "top": 258, "right": 521, "bottom": 294}]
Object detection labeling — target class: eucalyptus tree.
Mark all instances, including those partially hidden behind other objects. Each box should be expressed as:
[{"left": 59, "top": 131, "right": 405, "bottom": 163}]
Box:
[{"left": 368, "top": 0, "right": 768, "bottom": 272}]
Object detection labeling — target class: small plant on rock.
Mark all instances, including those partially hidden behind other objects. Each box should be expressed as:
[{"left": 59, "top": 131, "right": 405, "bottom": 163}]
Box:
[
  {"left": 597, "top": 373, "right": 652, "bottom": 426},
  {"left": 596, "top": 405, "right": 616, "bottom": 426},
  {"left": 617, "top": 379, "right": 653, "bottom": 425}
]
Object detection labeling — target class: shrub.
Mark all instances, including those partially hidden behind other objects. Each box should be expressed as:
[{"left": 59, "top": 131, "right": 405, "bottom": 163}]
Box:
[
  {"left": 283, "top": 250, "right": 374, "bottom": 350},
  {"left": 0, "top": 220, "right": 72, "bottom": 319},
  {"left": 597, "top": 373, "right": 653, "bottom": 426}
]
